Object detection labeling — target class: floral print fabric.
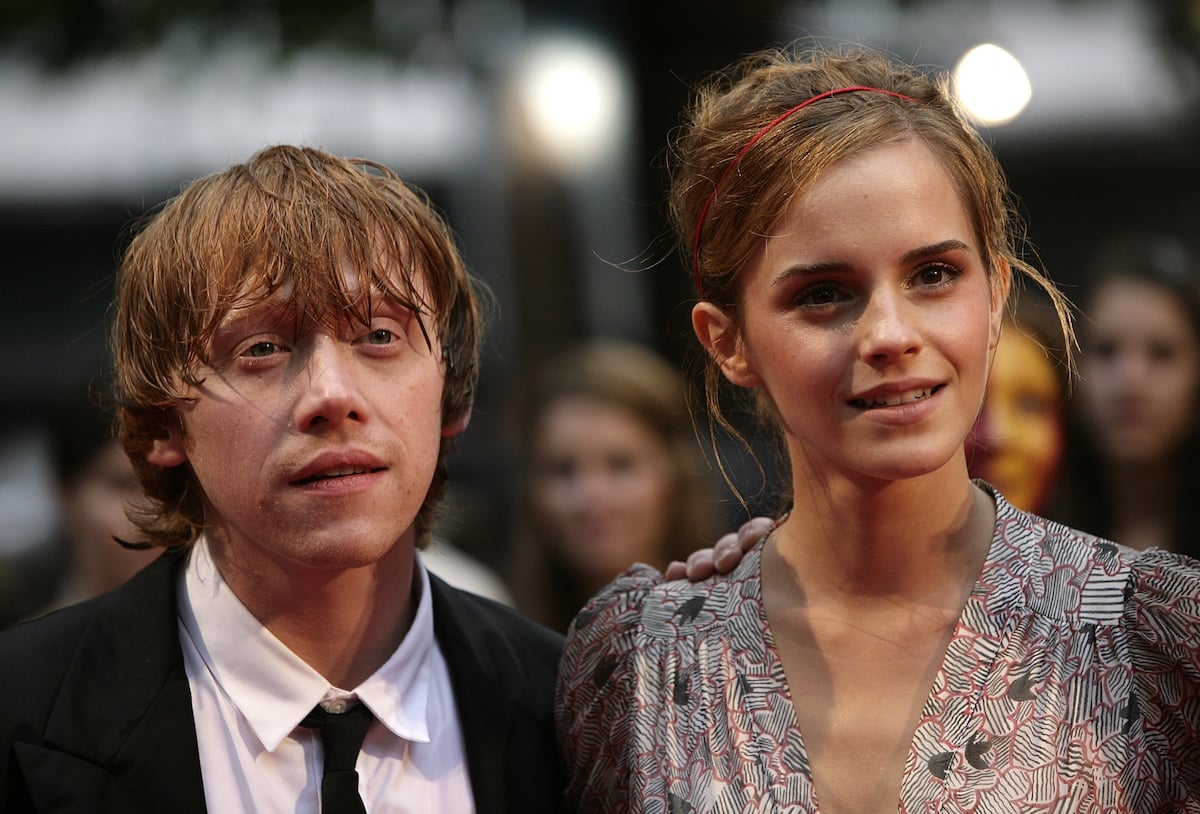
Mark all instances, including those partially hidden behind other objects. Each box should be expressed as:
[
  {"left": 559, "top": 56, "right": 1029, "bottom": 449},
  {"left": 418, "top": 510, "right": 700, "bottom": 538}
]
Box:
[{"left": 555, "top": 486, "right": 1200, "bottom": 813}]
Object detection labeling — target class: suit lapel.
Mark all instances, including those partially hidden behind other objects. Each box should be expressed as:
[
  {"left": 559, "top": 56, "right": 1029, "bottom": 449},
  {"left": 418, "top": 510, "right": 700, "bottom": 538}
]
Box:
[
  {"left": 26, "top": 552, "right": 207, "bottom": 814},
  {"left": 430, "top": 575, "right": 517, "bottom": 814}
]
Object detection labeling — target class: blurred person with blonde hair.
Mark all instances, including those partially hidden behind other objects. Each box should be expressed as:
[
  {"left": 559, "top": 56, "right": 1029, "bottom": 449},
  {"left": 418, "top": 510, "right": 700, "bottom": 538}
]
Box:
[{"left": 965, "top": 291, "right": 1070, "bottom": 514}]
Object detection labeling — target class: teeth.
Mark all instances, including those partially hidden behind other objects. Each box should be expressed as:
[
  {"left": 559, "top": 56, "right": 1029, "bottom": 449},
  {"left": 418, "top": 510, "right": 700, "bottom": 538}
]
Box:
[
  {"left": 315, "top": 466, "right": 368, "bottom": 479},
  {"left": 852, "top": 388, "right": 932, "bottom": 408}
]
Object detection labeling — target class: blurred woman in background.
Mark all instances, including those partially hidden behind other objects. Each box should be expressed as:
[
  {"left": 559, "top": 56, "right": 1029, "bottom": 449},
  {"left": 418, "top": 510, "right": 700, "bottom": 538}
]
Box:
[
  {"left": 1054, "top": 233, "right": 1200, "bottom": 556},
  {"left": 40, "top": 370, "right": 158, "bottom": 612},
  {"left": 510, "top": 340, "right": 722, "bottom": 632}
]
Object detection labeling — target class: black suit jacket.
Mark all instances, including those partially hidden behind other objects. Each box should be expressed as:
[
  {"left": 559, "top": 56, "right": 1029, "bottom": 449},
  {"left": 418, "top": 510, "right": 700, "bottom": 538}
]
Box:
[{"left": 0, "top": 550, "right": 566, "bottom": 813}]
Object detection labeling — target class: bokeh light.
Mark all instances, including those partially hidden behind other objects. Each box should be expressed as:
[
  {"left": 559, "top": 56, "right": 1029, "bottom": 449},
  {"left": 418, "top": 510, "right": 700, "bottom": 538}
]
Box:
[
  {"left": 511, "top": 33, "right": 628, "bottom": 173},
  {"left": 953, "top": 43, "right": 1033, "bottom": 126}
]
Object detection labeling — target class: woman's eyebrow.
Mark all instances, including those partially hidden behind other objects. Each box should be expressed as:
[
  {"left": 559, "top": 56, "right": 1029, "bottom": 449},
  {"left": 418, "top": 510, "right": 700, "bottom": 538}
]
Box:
[
  {"left": 900, "top": 239, "right": 973, "bottom": 264},
  {"left": 771, "top": 261, "right": 852, "bottom": 288},
  {"left": 770, "top": 239, "right": 975, "bottom": 289}
]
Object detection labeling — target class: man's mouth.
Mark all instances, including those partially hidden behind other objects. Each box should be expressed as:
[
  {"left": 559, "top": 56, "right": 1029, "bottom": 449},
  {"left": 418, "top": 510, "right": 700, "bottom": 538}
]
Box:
[
  {"left": 850, "top": 385, "right": 940, "bottom": 409},
  {"left": 294, "top": 466, "right": 380, "bottom": 485}
]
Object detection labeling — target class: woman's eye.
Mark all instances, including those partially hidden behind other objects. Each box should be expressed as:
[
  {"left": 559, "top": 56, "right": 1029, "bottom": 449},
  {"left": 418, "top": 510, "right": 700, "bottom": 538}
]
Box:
[
  {"left": 1015, "top": 392, "right": 1055, "bottom": 416},
  {"left": 915, "top": 264, "right": 959, "bottom": 287},
  {"left": 796, "top": 285, "right": 846, "bottom": 308},
  {"left": 606, "top": 453, "right": 638, "bottom": 476},
  {"left": 1090, "top": 338, "right": 1118, "bottom": 361},
  {"left": 1148, "top": 341, "right": 1179, "bottom": 363}
]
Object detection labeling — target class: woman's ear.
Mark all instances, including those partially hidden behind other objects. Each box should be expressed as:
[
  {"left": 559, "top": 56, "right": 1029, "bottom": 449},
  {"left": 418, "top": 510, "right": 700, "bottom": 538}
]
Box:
[
  {"left": 989, "top": 261, "right": 1012, "bottom": 350},
  {"left": 692, "top": 301, "right": 762, "bottom": 388},
  {"left": 144, "top": 424, "right": 188, "bottom": 468}
]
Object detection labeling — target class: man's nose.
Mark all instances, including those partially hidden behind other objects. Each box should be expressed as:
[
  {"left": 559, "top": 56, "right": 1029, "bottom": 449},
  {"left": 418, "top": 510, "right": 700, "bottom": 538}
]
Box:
[{"left": 295, "top": 336, "right": 366, "bottom": 431}]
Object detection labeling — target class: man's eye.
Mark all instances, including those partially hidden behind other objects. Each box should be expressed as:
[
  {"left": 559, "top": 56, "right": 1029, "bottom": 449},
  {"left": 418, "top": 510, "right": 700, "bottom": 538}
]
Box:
[
  {"left": 365, "top": 329, "right": 395, "bottom": 345},
  {"left": 244, "top": 341, "right": 282, "bottom": 358}
]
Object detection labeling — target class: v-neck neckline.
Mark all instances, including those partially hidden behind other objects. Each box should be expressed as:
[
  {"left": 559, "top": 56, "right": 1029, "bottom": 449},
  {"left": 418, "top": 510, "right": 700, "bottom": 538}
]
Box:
[{"left": 740, "top": 488, "right": 1015, "bottom": 810}]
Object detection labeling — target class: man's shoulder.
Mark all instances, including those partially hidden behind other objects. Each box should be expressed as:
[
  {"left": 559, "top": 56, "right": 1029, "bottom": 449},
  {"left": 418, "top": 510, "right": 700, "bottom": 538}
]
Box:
[
  {"left": 0, "top": 596, "right": 106, "bottom": 671},
  {"left": 0, "top": 552, "right": 180, "bottom": 701},
  {"left": 0, "top": 594, "right": 113, "bottom": 749}
]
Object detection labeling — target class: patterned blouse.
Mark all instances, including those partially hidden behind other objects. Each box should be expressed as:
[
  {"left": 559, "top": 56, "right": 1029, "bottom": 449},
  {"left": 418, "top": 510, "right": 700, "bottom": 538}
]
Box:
[{"left": 555, "top": 486, "right": 1200, "bottom": 813}]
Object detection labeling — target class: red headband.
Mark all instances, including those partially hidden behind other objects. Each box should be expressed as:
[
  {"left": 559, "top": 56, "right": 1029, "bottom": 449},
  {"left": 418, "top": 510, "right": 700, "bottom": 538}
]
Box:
[{"left": 690, "top": 85, "right": 920, "bottom": 297}]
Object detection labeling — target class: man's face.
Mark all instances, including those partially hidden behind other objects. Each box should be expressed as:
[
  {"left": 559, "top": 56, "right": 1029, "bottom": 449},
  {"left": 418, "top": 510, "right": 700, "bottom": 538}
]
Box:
[{"left": 146, "top": 261, "right": 465, "bottom": 583}]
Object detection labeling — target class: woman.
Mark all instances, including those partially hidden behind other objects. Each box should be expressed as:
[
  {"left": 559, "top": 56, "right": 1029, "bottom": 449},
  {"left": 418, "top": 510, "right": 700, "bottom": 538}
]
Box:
[
  {"left": 40, "top": 370, "right": 158, "bottom": 612},
  {"left": 556, "top": 44, "right": 1200, "bottom": 811},
  {"left": 965, "top": 293, "right": 1070, "bottom": 514},
  {"left": 510, "top": 340, "right": 722, "bottom": 632},
  {"left": 1053, "top": 234, "right": 1200, "bottom": 555}
]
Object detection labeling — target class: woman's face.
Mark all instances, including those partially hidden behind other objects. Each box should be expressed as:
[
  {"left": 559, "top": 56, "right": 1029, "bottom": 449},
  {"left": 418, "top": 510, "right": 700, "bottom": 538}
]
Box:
[
  {"left": 59, "top": 440, "right": 157, "bottom": 592},
  {"left": 530, "top": 396, "right": 676, "bottom": 582},
  {"left": 1079, "top": 278, "right": 1200, "bottom": 466},
  {"left": 966, "top": 327, "right": 1064, "bottom": 512},
  {"left": 695, "top": 138, "right": 1005, "bottom": 487}
]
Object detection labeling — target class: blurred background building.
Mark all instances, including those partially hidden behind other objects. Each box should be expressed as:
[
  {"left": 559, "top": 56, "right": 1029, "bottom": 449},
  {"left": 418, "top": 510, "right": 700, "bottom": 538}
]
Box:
[{"left": 1, "top": 0, "right": 1198, "bottom": 593}]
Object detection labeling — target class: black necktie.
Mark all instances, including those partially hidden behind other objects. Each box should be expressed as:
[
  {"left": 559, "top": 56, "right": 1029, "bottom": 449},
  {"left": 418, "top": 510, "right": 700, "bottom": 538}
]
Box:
[{"left": 301, "top": 702, "right": 375, "bottom": 814}]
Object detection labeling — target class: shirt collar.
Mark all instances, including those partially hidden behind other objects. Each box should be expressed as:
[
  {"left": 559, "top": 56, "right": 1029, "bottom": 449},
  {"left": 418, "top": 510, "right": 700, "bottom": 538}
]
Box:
[{"left": 177, "top": 536, "right": 436, "bottom": 751}]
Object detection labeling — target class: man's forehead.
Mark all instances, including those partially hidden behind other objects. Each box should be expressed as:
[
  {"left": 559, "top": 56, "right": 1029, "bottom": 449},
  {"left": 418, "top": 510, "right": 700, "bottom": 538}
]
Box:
[
  {"left": 228, "top": 254, "right": 430, "bottom": 304},
  {"left": 217, "top": 284, "right": 413, "bottom": 324}
]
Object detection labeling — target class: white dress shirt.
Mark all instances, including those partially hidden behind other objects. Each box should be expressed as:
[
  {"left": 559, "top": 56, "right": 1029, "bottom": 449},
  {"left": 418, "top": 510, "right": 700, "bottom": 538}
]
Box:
[{"left": 177, "top": 537, "right": 475, "bottom": 813}]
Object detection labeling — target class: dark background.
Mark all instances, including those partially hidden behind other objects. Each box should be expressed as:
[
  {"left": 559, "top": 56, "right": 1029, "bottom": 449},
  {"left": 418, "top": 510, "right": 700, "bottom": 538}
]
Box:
[{"left": 2, "top": 0, "right": 1198, "bottom": 570}]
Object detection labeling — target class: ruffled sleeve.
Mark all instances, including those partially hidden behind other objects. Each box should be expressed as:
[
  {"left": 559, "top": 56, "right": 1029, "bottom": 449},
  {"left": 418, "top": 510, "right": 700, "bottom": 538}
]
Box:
[
  {"left": 554, "top": 563, "right": 664, "bottom": 814},
  {"left": 1123, "top": 548, "right": 1200, "bottom": 800}
]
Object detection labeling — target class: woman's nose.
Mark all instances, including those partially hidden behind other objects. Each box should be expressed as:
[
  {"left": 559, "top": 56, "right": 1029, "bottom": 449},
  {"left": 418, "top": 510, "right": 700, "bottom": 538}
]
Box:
[{"left": 857, "top": 288, "right": 921, "bottom": 363}]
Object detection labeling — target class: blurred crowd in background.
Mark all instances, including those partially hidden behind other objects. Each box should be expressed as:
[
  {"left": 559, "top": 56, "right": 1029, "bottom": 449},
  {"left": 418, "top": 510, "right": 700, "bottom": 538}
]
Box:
[{"left": 2, "top": 0, "right": 1200, "bottom": 628}]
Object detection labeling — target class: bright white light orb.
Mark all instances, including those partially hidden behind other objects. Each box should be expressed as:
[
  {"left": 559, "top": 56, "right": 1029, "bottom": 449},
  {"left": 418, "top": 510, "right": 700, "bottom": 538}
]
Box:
[
  {"left": 953, "top": 43, "right": 1032, "bottom": 126},
  {"left": 513, "top": 34, "right": 627, "bottom": 172}
]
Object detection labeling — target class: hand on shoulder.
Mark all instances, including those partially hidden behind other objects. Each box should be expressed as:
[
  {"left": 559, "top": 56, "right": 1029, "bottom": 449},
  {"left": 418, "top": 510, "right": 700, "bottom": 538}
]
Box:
[{"left": 665, "top": 516, "right": 774, "bottom": 581}]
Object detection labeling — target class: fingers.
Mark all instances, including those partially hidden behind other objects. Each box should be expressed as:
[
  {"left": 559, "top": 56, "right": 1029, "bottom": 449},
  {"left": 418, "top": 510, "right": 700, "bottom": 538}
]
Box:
[
  {"left": 667, "top": 545, "right": 721, "bottom": 581},
  {"left": 711, "top": 536, "right": 745, "bottom": 574},
  {"left": 668, "top": 516, "right": 777, "bottom": 581},
  {"left": 738, "top": 516, "right": 774, "bottom": 550},
  {"left": 664, "top": 559, "right": 688, "bottom": 581},
  {"left": 713, "top": 516, "right": 773, "bottom": 574},
  {"left": 683, "top": 548, "right": 718, "bottom": 581}
]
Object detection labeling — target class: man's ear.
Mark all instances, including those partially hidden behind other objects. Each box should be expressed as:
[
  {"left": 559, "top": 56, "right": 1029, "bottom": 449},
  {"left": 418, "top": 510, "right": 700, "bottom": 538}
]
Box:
[
  {"left": 989, "top": 260, "right": 1013, "bottom": 351},
  {"left": 692, "top": 301, "right": 761, "bottom": 388},
  {"left": 442, "top": 405, "right": 472, "bottom": 438},
  {"left": 144, "top": 424, "right": 188, "bottom": 468}
]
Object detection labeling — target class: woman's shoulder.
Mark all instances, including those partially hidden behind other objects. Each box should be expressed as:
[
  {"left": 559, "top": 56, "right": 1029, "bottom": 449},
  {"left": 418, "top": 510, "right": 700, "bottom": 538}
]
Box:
[
  {"left": 1121, "top": 547, "right": 1200, "bottom": 652},
  {"left": 994, "top": 488, "right": 1200, "bottom": 651},
  {"left": 566, "top": 557, "right": 747, "bottom": 650}
]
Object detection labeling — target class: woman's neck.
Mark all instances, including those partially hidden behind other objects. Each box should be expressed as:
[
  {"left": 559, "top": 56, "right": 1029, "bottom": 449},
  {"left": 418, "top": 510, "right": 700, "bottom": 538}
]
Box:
[{"left": 772, "top": 461, "right": 994, "bottom": 607}]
